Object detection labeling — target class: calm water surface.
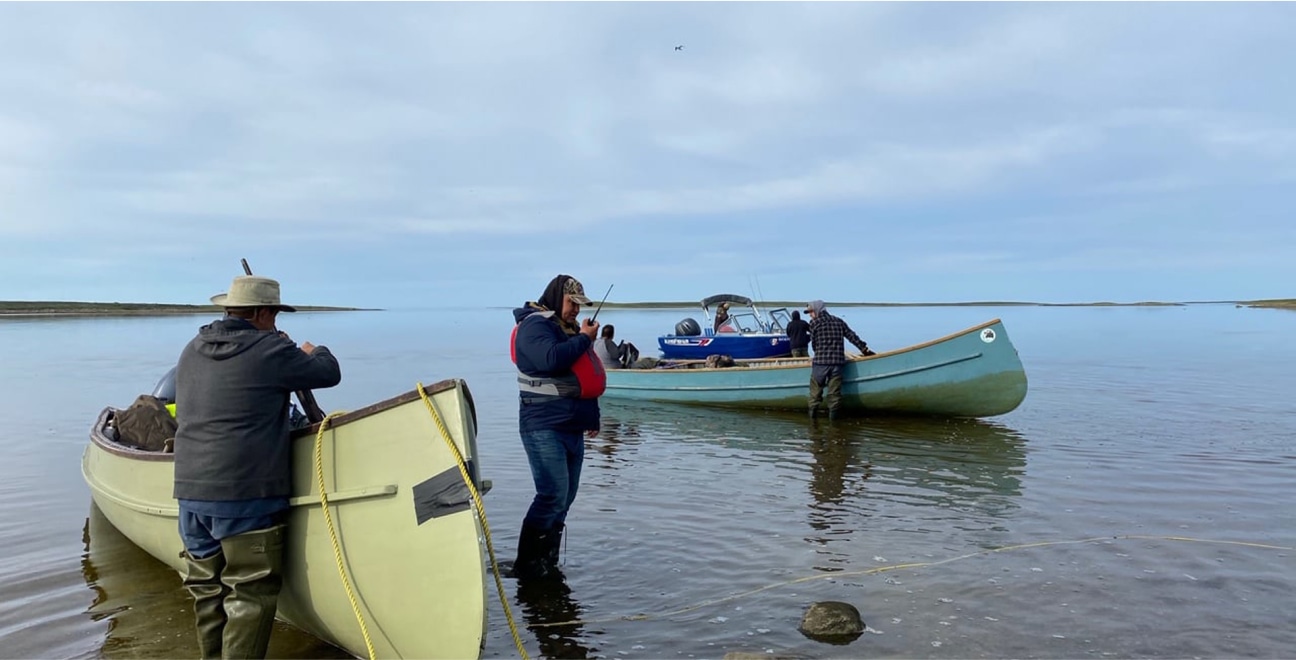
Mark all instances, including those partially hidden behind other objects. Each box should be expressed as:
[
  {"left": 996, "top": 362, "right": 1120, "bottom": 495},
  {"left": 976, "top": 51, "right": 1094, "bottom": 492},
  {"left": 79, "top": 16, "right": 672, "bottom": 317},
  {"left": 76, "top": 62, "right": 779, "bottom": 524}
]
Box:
[{"left": 1, "top": 305, "right": 1292, "bottom": 659}]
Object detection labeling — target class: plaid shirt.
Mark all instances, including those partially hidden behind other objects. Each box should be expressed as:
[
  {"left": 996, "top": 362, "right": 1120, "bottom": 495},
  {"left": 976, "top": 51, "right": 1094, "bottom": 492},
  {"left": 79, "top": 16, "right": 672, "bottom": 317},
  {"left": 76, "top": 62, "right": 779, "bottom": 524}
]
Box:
[{"left": 809, "top": 311, "right": 868, "bottom": 366}]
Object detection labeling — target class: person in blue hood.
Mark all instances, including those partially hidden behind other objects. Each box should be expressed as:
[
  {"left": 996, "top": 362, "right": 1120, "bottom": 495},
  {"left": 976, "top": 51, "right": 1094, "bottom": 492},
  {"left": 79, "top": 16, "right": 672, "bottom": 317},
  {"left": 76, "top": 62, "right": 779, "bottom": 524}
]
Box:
[
  {"left": 172, "top": 275, "right": 341, "bottom": 659},
  {"left": 510, "top": 274, "right": 602, "bottom": 581}
]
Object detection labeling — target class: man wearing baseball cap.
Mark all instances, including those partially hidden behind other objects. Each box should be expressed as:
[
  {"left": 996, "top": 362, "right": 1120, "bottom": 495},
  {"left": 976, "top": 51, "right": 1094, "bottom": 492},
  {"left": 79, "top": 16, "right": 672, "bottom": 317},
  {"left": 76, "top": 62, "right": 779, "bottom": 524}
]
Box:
[
  {"left": 804, "top": 299, "right": 873, "bottom": 421},
  {"left": 509, "top": 274, "right": 602, "bottom": 581}
]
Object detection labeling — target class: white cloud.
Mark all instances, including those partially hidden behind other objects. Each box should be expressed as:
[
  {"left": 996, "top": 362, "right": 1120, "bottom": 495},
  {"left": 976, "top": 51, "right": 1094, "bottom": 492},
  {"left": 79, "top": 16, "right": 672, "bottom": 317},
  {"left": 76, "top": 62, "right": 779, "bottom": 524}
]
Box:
[{"left": 1, "top": 2, "right": 1294, "bottom": 304}]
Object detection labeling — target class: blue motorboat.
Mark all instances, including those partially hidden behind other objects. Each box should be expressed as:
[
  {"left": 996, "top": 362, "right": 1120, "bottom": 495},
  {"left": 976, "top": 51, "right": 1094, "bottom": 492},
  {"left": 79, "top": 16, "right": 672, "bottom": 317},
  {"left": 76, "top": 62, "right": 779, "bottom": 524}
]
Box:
[{"left": 658, "top": 294, "right": 793, "bottom": 360}]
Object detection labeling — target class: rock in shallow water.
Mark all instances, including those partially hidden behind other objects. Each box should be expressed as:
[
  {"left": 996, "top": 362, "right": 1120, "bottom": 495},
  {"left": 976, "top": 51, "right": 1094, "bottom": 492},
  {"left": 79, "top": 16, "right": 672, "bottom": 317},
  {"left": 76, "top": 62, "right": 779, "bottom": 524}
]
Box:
[{"left": 798, "top": 601, "right": 865, "bottom": 643}]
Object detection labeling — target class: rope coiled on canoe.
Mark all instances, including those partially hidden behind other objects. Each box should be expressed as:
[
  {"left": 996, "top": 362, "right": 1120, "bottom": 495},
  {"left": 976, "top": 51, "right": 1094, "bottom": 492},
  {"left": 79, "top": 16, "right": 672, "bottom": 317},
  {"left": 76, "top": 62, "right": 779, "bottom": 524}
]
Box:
[
  {"left": 417, "top": 382, "right": 530, "bottom": 660},
  {"left": 311, "top": 386, "right": 531, "bottom": 660},
  {"left": 313, "top": 412, "right": 377, "bottom": 660}
]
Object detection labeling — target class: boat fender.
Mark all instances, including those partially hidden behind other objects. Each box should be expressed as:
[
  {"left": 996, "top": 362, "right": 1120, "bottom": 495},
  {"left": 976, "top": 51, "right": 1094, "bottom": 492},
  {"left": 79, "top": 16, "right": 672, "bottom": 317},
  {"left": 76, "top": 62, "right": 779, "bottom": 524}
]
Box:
[{"left": 511, "top": 319, "right": 607, "bottom": 399}]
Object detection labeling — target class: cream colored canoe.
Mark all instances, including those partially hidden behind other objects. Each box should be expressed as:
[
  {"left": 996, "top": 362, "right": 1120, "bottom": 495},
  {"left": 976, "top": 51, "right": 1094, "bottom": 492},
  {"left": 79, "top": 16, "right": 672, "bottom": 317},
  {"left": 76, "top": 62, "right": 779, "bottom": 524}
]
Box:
[{"left": 82, "top": 378, "right": 488, "bottom": 659}]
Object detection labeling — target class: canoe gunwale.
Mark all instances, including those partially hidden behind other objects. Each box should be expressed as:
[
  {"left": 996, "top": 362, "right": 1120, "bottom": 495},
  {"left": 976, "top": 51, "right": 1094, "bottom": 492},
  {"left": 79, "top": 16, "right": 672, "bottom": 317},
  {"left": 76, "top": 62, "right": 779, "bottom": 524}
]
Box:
[
  {"left": 863, "top": 317, "right": 1003, "bottom": 359},
  {"left": 88, "top": 377, "right": 471, "bottom": 462},
  {"left": 642, "top": 318, "right": 1006, "bottom": 374},
  {"left": 295, "top": 377, "right": 469, "bottom": 437}
]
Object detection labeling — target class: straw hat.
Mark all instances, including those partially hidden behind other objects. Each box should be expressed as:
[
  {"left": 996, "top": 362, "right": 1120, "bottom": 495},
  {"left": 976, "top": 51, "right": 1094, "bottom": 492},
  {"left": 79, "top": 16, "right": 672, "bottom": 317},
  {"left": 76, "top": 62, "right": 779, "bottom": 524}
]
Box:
[{"left": 210, "top": 275, "right": 297, "bottom": 312}]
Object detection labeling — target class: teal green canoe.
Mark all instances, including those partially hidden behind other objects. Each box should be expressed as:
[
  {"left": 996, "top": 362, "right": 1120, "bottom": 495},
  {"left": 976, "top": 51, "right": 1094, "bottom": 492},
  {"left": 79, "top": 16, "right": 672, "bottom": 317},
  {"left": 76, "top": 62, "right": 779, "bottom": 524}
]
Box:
[{"left": 604, "top": 318, "right": 1027, "bottom": 418}]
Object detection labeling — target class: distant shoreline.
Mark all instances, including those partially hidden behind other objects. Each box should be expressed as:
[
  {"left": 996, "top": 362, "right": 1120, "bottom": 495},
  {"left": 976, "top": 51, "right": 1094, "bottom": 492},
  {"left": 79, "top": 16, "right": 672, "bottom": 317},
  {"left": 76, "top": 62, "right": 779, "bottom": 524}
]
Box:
[
  {"left": 2, "top": 298, "right": 1291, "bottom": 317},
  {"left": 1242, "top": 300, "right": 1296, "bottom": 310},
  {"left": 598, "top": 299, "right": 1296, "bottom": 310},
  {"left": 0, "top": 301, "right": 375, "bottom": 317}
]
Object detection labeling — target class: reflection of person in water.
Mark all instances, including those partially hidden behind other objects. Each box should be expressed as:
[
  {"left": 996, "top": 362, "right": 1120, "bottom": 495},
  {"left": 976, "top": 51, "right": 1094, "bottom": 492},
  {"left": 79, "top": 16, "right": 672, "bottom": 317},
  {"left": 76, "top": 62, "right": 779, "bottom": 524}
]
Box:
[
  {"left": 803, "top": 417, "right": 1027, "bottom": 541},
  {"left": 515, "top": 580, "right": 597, "bottom": 659},
  {"left": 801, "top": 422, "right": 872, "bottom": 569},
  {"left": 805, "top": 424, "right": 873, "bottom": 533},
  {"left": 807, "top": 424, "right": 851, "bottom": 506}
]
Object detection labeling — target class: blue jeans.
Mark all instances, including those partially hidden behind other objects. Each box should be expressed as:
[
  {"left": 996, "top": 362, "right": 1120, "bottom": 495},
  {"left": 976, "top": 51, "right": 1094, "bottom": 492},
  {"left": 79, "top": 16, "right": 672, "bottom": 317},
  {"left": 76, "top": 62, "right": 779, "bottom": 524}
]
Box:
[
  {"left": 520, "top": 428, "right": 585, "bottom": 531},
  {"left": 178, "top": 499, "right": 287, "bottom": 559}
]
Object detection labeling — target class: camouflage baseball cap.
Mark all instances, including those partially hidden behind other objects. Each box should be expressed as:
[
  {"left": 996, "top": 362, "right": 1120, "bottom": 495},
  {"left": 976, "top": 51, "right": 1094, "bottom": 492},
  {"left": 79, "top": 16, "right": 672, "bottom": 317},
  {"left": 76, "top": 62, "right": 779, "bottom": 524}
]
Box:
[{"left": 563, "top": 277, "right": 594, "bottom": 306}]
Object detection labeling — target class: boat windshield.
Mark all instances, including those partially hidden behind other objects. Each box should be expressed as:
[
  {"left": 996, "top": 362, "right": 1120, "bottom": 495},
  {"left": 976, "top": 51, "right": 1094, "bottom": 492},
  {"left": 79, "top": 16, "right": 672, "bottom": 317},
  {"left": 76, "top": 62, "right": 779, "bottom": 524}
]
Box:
[
  {"left": 725, "top": 311, "right": 765, "bottom": 333},
  {"left": 767, "top": 308, "right": 790, "bottom": 334}
]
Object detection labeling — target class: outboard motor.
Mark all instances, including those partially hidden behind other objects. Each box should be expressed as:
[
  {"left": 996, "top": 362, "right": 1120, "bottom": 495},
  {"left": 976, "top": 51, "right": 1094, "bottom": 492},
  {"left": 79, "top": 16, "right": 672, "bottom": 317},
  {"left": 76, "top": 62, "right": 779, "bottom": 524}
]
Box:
[
  {"left": 675, "top": 317, "right": 701, "bottom": 336},
  {"left": 151, "top": 365, "right": 178, "bottom": 403}
]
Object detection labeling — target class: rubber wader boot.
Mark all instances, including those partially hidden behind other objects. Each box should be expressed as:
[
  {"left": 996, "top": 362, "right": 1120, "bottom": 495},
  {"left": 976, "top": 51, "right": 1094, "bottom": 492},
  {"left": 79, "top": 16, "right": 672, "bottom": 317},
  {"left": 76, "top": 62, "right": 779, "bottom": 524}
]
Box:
[
  {"left": 181, "top": 550, "right": 229, "bottom": 660},
  {"left": 828, "top": 409, "right": 838, "bottom": 422},
  {"left": 219, "top": 525, "right": 285, "bottom": 659},
  {"left": 512, "top": 524, "right": 555, "bottom": 581},
  {"left": 544, "top": 523, "right": 565, "bottom": 570}
]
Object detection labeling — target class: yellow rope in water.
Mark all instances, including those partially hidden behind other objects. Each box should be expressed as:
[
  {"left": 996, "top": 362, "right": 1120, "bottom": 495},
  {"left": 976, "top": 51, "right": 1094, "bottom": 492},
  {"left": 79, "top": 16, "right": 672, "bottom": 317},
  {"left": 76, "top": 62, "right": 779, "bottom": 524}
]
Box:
[
  {"left": 417, "top": 382, "right": 530, "bottom": 660},
  {"left": 530, "top": 533, "right": 1295, "bottom": 628},
  {"left": 313, "top": 412, "right": 377, "bottom": 660}
]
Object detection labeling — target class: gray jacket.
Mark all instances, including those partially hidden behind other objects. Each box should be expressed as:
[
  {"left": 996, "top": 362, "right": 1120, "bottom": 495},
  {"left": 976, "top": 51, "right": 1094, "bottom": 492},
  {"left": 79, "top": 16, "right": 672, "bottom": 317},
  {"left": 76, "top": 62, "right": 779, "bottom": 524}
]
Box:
[
  {"left": 593, "top": 338, "right": 621, "bottom": 368},
  {"left": 173, "top": 317, "right": 342, "bottom": 501}
]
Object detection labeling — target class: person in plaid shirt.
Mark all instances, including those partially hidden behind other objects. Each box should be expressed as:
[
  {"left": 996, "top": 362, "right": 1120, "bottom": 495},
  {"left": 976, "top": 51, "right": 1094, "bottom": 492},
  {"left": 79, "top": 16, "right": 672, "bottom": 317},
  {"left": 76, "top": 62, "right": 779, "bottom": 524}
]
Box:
[{"left": 805, "top": 299, "right": 874, "bottom": 420}]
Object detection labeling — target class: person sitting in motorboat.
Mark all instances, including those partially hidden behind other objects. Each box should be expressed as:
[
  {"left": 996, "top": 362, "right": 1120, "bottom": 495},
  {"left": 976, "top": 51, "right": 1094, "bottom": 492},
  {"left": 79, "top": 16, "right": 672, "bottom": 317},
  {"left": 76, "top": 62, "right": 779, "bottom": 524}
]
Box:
[
  {"left": 713, "top": 302, "right": 731, "bottom": 332},
  {"left": 593, "top": 324, "right": 639, "bottom": 369}
]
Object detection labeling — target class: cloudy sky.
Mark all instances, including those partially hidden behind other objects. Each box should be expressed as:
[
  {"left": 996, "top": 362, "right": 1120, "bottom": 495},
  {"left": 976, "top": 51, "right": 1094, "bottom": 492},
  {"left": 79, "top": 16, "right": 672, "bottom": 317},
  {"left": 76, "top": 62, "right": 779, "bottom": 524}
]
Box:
[{"left": 1, "top": 2, "right": 1292, "bottom": 308}]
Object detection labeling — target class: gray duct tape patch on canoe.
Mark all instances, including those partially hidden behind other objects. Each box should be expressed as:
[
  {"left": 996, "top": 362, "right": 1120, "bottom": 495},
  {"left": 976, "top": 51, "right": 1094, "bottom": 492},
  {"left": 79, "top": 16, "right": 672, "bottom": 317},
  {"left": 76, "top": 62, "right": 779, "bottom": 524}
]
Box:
[{"left": 412, "top": 467, "right": 471, "bottom": 525}]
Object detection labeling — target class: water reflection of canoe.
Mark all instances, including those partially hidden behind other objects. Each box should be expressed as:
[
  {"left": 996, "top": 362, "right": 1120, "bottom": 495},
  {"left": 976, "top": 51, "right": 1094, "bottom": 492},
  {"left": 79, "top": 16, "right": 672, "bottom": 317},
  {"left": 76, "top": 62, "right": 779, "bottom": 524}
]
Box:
[
  {"left": 598, "top": 400, "right": 1029, "bottom": 569},
  {"left": 82, "top": 502, "right": 350, "bottom": 658},
  {"left": 600, "top": 400, "right": 1029, "bottom": 509},
  {"left": 607, "top": 319, "right": 1028, "bottom": 418},
  {"left": 81, "top": 379, "right": 489, "bottom": 659}
]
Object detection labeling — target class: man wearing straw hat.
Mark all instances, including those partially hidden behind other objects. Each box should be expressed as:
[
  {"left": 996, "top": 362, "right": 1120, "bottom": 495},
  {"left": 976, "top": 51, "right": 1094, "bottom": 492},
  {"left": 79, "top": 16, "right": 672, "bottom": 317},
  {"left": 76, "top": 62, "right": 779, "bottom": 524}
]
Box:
[{"left": 173, "top": 274, "right": 342, "bottom": 659}]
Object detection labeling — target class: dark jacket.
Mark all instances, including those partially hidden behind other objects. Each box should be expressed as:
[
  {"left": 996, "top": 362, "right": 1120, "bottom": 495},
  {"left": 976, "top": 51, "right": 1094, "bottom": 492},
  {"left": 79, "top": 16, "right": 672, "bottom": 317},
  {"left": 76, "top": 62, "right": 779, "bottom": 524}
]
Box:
[
  {"left": 713, "top": 308, "right": 730, "bottom": 331},
  {"left": 809, "top": 311, "right": 869, "bottom": 366},
  {"left": 513, "top": 305, "right": 600, "bottom": 433},
  {"left": 173, "top": 317, "right": 342, "bottom": 501},
  {"left": 786, "top": 316, "right": 810, "bottom": 350}
]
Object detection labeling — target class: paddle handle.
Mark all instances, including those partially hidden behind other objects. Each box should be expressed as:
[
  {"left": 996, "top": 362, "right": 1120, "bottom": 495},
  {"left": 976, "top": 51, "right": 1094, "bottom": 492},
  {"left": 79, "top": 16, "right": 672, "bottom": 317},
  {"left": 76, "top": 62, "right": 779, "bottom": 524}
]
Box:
[
  {"left": 294, "top": 384, "right": 326, "bottom": 424},
  {"left": 239, "top": 257, "right": 326, "bottom": 424}
]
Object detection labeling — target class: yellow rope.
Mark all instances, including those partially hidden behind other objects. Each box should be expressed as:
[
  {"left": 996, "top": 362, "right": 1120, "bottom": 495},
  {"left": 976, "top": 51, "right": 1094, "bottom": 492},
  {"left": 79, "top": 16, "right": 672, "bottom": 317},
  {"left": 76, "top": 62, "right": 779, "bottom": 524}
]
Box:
[
  {"left": 529, "top": 533, "right": 1295, "bottom": 628},
  {"left": 417, "top": 382, "right": 531, "bottom": 660},
  {"left": 313, "top": 412, "right": 377, "bottom": 660}
]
